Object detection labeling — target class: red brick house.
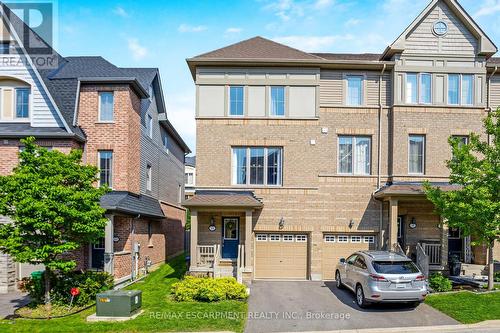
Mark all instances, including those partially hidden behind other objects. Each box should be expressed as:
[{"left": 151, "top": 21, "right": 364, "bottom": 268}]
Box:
[{"left": 0, "top": 4, "right": 190, "bottom": 292}]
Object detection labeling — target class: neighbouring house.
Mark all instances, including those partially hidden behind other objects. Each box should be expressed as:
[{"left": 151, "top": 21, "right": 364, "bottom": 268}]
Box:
[
  {"left": 0, "top": 4, "right": 190, "bottom": 293},
  {"left": 184, "top": 0, "right": 500, "bottom": 282},
  {"left": 185, "top": 156, "right": 196, "bottom": 200}
]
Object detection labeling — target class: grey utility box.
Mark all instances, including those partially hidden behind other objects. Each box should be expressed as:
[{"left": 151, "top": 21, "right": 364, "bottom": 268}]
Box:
[{"left": 96, "top": 290, "right": 142, "bottom": 317}]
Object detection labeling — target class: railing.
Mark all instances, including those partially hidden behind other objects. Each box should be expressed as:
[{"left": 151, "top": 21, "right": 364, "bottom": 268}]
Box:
[
  {"left": 196, "top": 245, "right": 216, "bottom": 267},
  {"left": 236, "top": 244, "right": 245, "bottom": 283},
  {"left": 416, "top": 243, "right": 429, "bottom": 277},
  {"left": 423, "top": 243, "right": 441, "bottom": 265},
  {"left": 213, "top": 244, "right": 221, "bottom": 277}
]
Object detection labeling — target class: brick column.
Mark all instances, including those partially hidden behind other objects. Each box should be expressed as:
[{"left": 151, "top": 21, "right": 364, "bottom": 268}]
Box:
[
  {"left": 388, "top": 199, "right": 398, "bottom": 251},
  {"left": 245, "top": 210, "right": 253, "bottom": 270},
  {"left": 189, "top": 210, "right": 198, "bottom": 270},
  {"left": 104, "top": 214, "right": 114, "bottom": 275}
]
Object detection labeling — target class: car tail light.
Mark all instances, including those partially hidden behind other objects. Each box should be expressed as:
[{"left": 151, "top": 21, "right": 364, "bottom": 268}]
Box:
[
  {"left": 369, "top": 274, "right": 388, "bottom": 281},
  {"left": 415, "top": 275, "right": 426, "bottom": 281}
]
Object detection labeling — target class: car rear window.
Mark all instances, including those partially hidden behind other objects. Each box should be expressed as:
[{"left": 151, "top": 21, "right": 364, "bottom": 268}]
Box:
[{"left": 372, "top": 261, "right": 419, "bottom": 274}]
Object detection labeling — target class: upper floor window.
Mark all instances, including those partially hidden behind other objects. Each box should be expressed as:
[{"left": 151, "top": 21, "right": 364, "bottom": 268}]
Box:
[
  {"left": 346, "top": 76, "right": 363, "bottom": 106},
  {"left": 185, "top": 172, "right": 194, "bottom": 186},
  {"left": 270, "top": 86, "right": 285, "bottom": 116},
  {"left": 146, "top": 164, "right": 152, "bottom": 191},
  {"left": 408, "top": 135, "right": 425, "bottom": 174},
  {"left": 146, "top": 114, "right": 153, "bottom": 138},
  {"left": 229, "top": 86, "right": 244, "bottom": 116},
  {"left": 98, "top": 92, "right": 114, "bottom": 122},
  {"left": 98, "top": 151, "right": 113, "bottom": 187},
  {"left": 232, "top": 147, "right": 282, "bottom": 186},
  {"left": 162, "top": 131, "right": 169, "bottom": 151},
  {"left": 448, "top": 74, "right": 473, "bottom": 105},
  {"left": 15, "top": 88, "right": 30, "bottom": 118},
  {"left": 406, "top": 73, "right": 431, "bottom": 104},
  {"left": 451, "top": 135, "right": 468, "bottom": 159},
  {"left": 338, "top": 136, "right": 371, "bottom": 175}
]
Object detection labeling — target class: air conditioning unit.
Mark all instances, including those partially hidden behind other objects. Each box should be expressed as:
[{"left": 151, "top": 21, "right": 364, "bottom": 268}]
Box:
[{"left": 96, "top": 290, "right": 142, "bottom": 317}]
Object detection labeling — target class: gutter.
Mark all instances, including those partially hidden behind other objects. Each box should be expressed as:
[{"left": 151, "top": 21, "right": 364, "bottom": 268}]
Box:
[
  {"left": 0, "top": 131, "right": 86, "bottom": 142},
  {"left": 375, "top": 63, "right": 386, "bottom": 250}
]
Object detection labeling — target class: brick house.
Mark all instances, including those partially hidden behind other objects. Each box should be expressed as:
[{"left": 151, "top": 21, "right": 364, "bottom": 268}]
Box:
[
  {"left": 0, "top": 4, "right": 190, "bottom": 293},
  {"left": 184, "top": 0, "right": 500, "bottom": 282}
]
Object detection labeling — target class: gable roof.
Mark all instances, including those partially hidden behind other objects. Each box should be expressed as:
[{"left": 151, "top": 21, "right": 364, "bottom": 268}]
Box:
[
  {"left": 381, "top": 0, "right": 497, "bottom": 60},
  {"left": 185, "top": 156, "right": 196, "bottom": 167},
  {"left": 192, "top": 36, "right": 322, "bottom": 61}
]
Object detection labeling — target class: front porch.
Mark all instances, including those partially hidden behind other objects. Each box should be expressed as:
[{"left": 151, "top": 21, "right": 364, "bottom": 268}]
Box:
[{"left": 183, "top": 191, "right": 263, "bottom": 282}]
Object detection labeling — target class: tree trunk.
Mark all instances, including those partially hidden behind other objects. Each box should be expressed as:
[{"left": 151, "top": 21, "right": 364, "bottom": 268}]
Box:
[
  {"left": 487, "top": 241, "right": 494, "bottom": 291},
  {"left": 44, "top": 266, "right": 51, "bottom": 304}
]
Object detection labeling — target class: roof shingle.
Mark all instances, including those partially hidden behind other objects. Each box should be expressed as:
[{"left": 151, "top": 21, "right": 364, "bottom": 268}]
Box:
[{"left": 182, "top": 190, "right": 262, "bottom": 208}]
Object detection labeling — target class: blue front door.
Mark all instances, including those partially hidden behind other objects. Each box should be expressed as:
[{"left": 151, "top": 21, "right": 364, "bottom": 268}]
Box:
[{"left": 222, "top": 217, "right": 239, "bottom": 258}]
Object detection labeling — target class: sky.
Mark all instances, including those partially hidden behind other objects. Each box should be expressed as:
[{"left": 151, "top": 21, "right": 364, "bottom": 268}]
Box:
[{"left": 50, "top": 0, "right": 500, "bottom": 155}]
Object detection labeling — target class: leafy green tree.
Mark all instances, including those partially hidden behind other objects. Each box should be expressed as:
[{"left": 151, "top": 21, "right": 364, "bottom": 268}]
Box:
[
  {"left": 424, "top": 108, "right": 499, "bottom": 290},
  {"left": 0, "top": 137, "right": 109, "bottom": 303}
]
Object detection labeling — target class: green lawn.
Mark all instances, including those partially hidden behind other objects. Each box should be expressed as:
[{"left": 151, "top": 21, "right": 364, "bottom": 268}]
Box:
[
  {"left": 0, "top": 255, "right": 247, "bottom": 333},
  {"left": 425, "top": 291, "right": 500, "bottom": 324}
]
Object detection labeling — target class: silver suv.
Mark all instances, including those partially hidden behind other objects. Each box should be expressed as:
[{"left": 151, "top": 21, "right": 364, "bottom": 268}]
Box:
[{"left": 335, "top": 251, "right": 428, "bottom": 308}]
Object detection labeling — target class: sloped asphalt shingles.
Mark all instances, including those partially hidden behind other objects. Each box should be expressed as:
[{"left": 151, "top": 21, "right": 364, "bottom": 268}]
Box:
[{"left": 100, "top": 191, "right": 164, "bottom": 218}]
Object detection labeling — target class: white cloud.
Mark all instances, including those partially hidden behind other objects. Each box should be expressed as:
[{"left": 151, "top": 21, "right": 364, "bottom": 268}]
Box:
[
  {"left": 314, "top": 0, "right": 334, "bottom": 10},
  {"left": 113, "top": 6, "right": 129, "bottom": 18},
  {"left": 273, "top": 35, "right": 354, "bottom": 52},
  {"left": 127, "top": 38, "right": 148, "bottom": 60},
  {"left": 263, "top": 0, "right": 304, "bottom": 22},
  {"left": 345, "top": 18, "right": 361, "bottom": 28},
  {"left": 225, "top": 27, "right": 243, "bottom": 34},
  {"left": 178, "top": 24, "right": 208, "bottom": 33},
  {"left": 474, "top": 0, "right": 500, "bottom": 17}
]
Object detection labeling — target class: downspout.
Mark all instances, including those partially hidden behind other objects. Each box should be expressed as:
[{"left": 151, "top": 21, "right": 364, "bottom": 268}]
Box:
[
  {"left": 487, "top": 66, "right": 497, "bottom": 146},
  {"left": 130, "top": 214, "right": 141, "bottom": 280},
  {"left": 376, "top": 64, "right": 386, "bottom": 249}
]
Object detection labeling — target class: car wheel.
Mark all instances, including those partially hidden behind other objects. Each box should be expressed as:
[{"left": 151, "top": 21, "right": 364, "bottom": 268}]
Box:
[
  {"left": 356, "top": 285, "right": 369, "bottom": 308},
  {"left": 335, "top": 271, "right": 344, "bottom": 289}
]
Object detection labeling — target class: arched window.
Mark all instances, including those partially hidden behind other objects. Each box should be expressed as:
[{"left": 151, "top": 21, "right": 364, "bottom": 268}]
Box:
[{"left": 0, "top": 77, "right": 31, "bottom": 121}]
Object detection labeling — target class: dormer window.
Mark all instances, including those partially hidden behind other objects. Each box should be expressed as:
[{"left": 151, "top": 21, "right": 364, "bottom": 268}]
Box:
[{"left": 15, "top": 88, "right": 30, "bottom": 118}]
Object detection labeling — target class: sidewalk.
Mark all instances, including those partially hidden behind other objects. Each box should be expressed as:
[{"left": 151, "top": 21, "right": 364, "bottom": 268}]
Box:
[{"left": 0, "top": 292, "right": 29, "bottom": 319}]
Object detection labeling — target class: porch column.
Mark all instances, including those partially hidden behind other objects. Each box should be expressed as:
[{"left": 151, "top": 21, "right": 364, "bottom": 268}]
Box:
[
  {"left": 103, "top": 214, "right": 114, "bottom": 275},
  {"left": 440, "top": 218, "right": 449, "bottom": 268},
  {"left": 189, "top": 209, "right": 198, "bottom": 270},
  {"left": 245, "top": 210, "right": 253, "bottom": 269},
  {"left": 388, "top": 199, "right": 398, "bottom": 251}
]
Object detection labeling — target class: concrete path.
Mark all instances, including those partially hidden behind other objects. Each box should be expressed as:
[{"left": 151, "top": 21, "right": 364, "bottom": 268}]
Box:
[
  {"left": 245, "top": 281, "right": 458, "bottom": 333},
  {"left": 0, "top": 292, "right": 29, "bottom": 319}
]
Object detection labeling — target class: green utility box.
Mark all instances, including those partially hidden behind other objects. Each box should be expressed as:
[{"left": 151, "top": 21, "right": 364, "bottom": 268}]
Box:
[{"left": 96, "top": 290, "right": 142, "bottom": 317}]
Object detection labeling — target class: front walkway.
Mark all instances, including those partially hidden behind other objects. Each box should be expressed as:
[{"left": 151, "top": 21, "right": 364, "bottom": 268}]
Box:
[
  {"left": 0, "top": 292, "right": 29, "bottom": 319},
  {"left": 245, "top": 281, "right": 458, "bottom": 333}
]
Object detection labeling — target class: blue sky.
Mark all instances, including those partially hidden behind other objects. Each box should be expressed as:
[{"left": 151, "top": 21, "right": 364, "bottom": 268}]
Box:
[{"left": 52, "top": 0, "right": 500, "bottom": 154}]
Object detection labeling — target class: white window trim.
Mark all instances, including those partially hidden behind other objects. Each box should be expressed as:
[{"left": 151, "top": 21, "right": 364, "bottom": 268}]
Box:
[
  {"left": 256, "top": 234, "right": 268, "bottom": 241},
  {"left": 98, "top": 150, "right": 113, "bottom": 189},
  {"left": 231, "top": 147, "right": 283, "bottom": 187},
  {"left": 324, "top": 235, "right": 336, "bottom": 243},
  {"left": 405, "top": 73, "right": 432, "bottom": 105},
  {"left": 447, "top": 74, "right": 474, "bottom": 106},
  {"left": 338, "top": 235, "right": 349, "bottom": 243},
  {"left": 364, "top": 236, "right": 375, "bottom": 244},
  {"left": 147, "top": 114, "right": 153, "bottom": 139},
  {"left": 98, "top": 91, "right": 114, "bottom": 123},
  {"left": 282, "top": 234, "right": 294, "bottom": 242},
  {"left": 337, "top": 136, "right": 371, "bottom": 175},
  {"left": 295, "top": 235, "right": 307, "bottom": 242},
  {"left": 228, "top": 85, "right": 245, "bottom": 117},
  {"left": 269, "top": 86, "right": 286, "bottom": 117},
  {"left": 14, "top": 87, "right": 32, "bottom": 121},
  {"left": 350, "top": 235, "right": 362, "bottom": 243},
  {"left": 146, "top": 164, "right": 152, "bottom": 191},
  {"left": 269, "top": 234, "right": 281, "bottom": 242},
  {"left": 461, "top": 74, "right": 474, "bottom": 106},
  {"left": 345, "top": 74, "right": 365, "bottom": 106},
  {"left": 408, "top": 134, "right": 425, "bottom": 175}
]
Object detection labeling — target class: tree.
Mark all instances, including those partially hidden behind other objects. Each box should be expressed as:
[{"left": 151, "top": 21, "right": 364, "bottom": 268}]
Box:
[
  {"left": 424, "top": 108, "right": 499, "bottom": 290},
  {"left": 0, "top": 137, "right": 109, "bottom": 303}
]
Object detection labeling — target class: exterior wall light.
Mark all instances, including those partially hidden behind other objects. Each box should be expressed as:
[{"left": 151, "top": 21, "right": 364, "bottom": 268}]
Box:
[
  {"left": 409, "top": 217, "right": 417, "bottom": 229},
  {"left": 279, "top": 217, "right": 285, "bottom": 229},
  {"left": 349, "top": 219, "right": 354, "bottom": 229}
]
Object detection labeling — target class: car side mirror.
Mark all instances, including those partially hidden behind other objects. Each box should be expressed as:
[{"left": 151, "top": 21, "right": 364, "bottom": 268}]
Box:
[{"left": 339, "top": 258, "right": 346, "bottom": 264}]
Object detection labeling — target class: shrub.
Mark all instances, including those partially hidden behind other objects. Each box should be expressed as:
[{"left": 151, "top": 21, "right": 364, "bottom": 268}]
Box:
[
  {"left": 429, "top": 272, "right": 453, "bottom": 292},
  {"left": 494, "top": 271, "right": 500, "bottom": 283},
  {"left": 172, "top": 276, "right": 248, "bottom": 302},
  {"left": 20, "top": 270, "right": 113, "bottom": 306}
]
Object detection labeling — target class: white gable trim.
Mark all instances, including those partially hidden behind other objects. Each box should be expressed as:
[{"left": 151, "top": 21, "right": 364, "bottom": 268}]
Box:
[
  {"left": 382, "top": 0, "right": 497, "bottom": 59},
  {"left": 0, "top": 6, "right": 72, "bottom": 133}
]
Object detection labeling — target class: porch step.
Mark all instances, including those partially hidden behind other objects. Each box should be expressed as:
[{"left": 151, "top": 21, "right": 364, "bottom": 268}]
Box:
[
  {"left": 460, "top": 263, "right": 487, "bottom": 276},
  {"left": 215, "top": 259, "right": 237, "bottom": 278}
]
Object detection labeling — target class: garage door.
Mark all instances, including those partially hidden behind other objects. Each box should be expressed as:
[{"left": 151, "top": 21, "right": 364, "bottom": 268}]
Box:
[
  {"left": 322, "top": 234, "right": 377, "bottom": 280},
  {"left": 255, "top": 233, "right": 308, "bottom": 279}
]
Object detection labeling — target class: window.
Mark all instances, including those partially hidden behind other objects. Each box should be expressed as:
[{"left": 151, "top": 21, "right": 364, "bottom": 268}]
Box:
[
  {"left": 347, "top": 76, "right": 363, "bottom": 106},
  {"left": 338, "top": 235, "right": 348, "bottom": 243},
  {"left": 15, "top": 88, "right": 30, "bottom": 118},
  {"left": 448, "top": 74, "right": 459, "bottom": 105},
  {"left": 269, "top": 234, "right": 281, "bottom": 242},
  {"left": 346, "top": 254, "right": 357, "bottom": 265},
  {"left": 0, "top": 42, "right": 10, "bottom": 54},
  {"left": 420, "top": 73, "right": 432, "bottom": 104},
  {"left": 354, "top": 256, "right": 367, "bottom": 269},
  {"left": 364, "top": 236, "right": 375, "bottom": 243},
  {"left": 372, "top": 261, "right": 419, "bottom": 274},
  {"left": 147, "top": 221, "right": 153, "bottom": 245},
  {"left": 451, "top": 135, "right": 468, "bottom": 159},
  {"left": 462, "top": 75, "right": 473, "bottom": 105},
  {"left": 406, "top": 73, "right": 418, "bottom": 104},
  {"left": 229, "top": 86, "right": 244, "bottom": 116},
  {"left": 146, "top": 164, "right": 152, "bottom": 191},
  {"left": 338, "top": 136, "right": 371, "bottom": 175},
  {"left": 408, "top": 135, "right": 425, "bottom": 174},
  {"left": 98, "top": 92, "right": 114, "bottom": 121},
  {"left": 232, "top": 147, "right": 282, "bottom": 186},
  {"left": 185, "top": 172, "right": 194, "bottom": 186},
  {"left": 350, "top": 235, "right": 362, "bottom": 243},
  {"left": 161, "top": 129, "right": 169, "bottom": 151},
  {"left": 270, "top": 86, "right": 285, "bottom": 116},
  {"left": 98, "top": 151, "right": 113, "bottom": 187},
  {"left": 146, "top": 114, "right": 153, "bottom": 138},
  {"left": 282, "top": 235, "right": 294, "bottom": 242},
  {"left": 256, "top": 234, "right": 267, "bottom": 241},
  {"left": 295, "top": 235, "right": 307, "bottom": 242},
  {"left": 324, "top": 235, "right": 336, "bottom": 243}
]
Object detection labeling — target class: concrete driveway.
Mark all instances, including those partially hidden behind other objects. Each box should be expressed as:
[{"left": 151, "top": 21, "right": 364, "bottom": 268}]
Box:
[
  {"left": 0, "top": 292, "right": 29, "bottom": 319},
  {"left": 245, "top": 281, "right": 458, "bottom": 333}
]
